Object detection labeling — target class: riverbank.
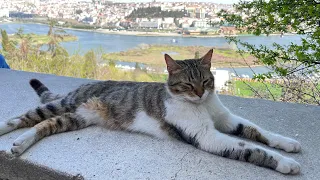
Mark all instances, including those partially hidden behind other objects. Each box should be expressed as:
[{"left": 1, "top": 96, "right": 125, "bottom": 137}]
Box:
[
  {"left": 54, "top": 27, "right": 293, "bottom": 38},
  {"left": 1, "top": 20, "right": 294, "bottom": 38}
]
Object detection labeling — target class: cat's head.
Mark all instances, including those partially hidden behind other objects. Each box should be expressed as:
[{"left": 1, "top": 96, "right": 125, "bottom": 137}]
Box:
[{"left": 165, "top": 49, "right": 215, "bottom": 103}]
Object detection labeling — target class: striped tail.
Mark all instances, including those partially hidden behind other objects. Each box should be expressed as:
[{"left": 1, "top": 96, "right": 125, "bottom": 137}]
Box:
[{"left": 29, "top": 79, "right": 63, "bottom": 104}]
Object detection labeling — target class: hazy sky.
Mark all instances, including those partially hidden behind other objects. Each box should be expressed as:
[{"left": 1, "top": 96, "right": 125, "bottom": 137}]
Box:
[{"left": 115, "top": 0, "right": 240, "bottom": 4}]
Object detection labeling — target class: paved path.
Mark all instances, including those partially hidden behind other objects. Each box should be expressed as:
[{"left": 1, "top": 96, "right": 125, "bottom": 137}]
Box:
[{"left": 0, "top": 69, "right": 319, "bottom": 180}]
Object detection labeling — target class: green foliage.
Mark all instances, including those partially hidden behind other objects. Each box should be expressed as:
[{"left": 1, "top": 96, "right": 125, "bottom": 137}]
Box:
[
  {"left": 2, "top": 28, "right": 165, "bottom": 83},
  {"left": 217, "top": 0, "right": 320, "bottom": 105},
  {"left": 218, "top": 0, "right": 320, "bottom": 78},
  {"left": 82, "top": 50, "right": 97, "bottom": 78},
  {"left": 233, "top": 80, "right": 282, "bottom": 100},
  {"left": 48, "top": 19, "right": 57, "bottom": 36},
  {"left": 126, "top": 7, "right": 185, "bottom": 19},
  {"left": 135, "top": 62, "right": 142, "bottom": 70},
  {"left": 1, "top": 30, "right": 15, "bottom": 52}
]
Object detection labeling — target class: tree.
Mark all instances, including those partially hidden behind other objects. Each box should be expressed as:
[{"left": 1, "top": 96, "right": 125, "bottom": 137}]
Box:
[
  {"left": 218, "top": 0, "right": 320, "bottom": 105},
  {"left": 48, "top": 19, "right": 57, "bottom": 36},
  {"left": 1, "top": 30, "right": 15, "bottom": 52},
  {"left": 16, "top": 28, "right": 24, "bottom": 39},
  {"left": 75, "top": 9, "right": 83, "bottom": 14},
  {"left": 82, "top": 50, "right": 97, "bottom": 79},
  {"left": 13, "top": 28, "right": 34, "bottom": 59},
  {"left": 47, "top": 19, "right": 66, "bottom": 55}
]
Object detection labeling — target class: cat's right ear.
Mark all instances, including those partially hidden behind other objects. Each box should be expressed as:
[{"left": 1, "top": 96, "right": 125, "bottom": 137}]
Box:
[{"left": 164, "top": 54, "right": 181, "bottom": 75}]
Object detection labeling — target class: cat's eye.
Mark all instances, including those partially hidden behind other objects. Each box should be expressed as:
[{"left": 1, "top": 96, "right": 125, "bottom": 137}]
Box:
[
  {"left": 183, "top": 83, "right": 194, "bottom": 90},
  {"left": 202, "top": 79, "right": 210, "bottom": 86}
]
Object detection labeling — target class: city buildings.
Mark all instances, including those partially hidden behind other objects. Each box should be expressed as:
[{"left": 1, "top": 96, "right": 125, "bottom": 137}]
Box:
[{"left": 0, "top": 0, "right": 235, "bottom": 34}]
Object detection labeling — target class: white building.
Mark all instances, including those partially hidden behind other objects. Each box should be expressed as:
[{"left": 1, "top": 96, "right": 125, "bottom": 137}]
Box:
[
  {"left": 192, "top": 20, "right": 211, "bottom": 28},
  {"left": 211, "top": 69, "right": 230, "bottom": 91},
  {"left": 195, "top": 8, "right": 205, "bottom": 19},
  {"left": 163, "top": 17, "right": 174, "bottom": 24},
  {"left": 0, "top": 9, "right": 9, "bottom": 18},
  {"left": 139, "top": 21, "right": 160, "bottom": 29}
]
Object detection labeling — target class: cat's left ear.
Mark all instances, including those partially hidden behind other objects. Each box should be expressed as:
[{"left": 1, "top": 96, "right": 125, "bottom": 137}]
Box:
[
  {"left": 200, "top": 49, "right": 213, "bottom": 69},
  {"left": 164, "top": 54, "right": 182, "bottom": 75}
]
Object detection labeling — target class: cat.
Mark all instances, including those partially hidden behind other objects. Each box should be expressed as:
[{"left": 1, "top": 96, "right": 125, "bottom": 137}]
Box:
[{"left": 0, "top": 49, "right": 301, "bottom": 174}]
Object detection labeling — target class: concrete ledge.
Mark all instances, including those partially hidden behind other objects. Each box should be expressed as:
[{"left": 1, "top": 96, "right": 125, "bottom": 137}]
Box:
[
  {"left": 0, "top": 151, "right": 83, "bottom": 180},
  {"left": 0, "top": 69, "right": 319, "bottom": 180}
]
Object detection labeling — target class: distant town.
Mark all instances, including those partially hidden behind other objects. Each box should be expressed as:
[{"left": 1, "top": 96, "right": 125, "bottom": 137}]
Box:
[{"left": 0, "top": 0, "right": 242, "bottom": 36}]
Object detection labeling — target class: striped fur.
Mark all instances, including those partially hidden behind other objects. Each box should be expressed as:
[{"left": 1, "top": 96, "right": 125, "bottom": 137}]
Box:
[{"left": 0, "top": 49, "right": 301, "bottom": 174}]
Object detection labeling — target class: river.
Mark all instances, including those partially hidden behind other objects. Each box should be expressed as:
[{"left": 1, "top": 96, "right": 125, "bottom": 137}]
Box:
[{"left": 0, "top": 23, "right": 303, "bottom": 76}]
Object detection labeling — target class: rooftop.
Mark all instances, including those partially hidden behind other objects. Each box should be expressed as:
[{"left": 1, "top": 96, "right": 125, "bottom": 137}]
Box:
[{"left": 0, "top": 69, "right": 319, "bottom": 180}]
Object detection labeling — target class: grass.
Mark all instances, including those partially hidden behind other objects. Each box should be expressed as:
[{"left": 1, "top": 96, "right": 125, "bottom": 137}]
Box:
[
  {"left": 5, "top": 46, "right": 166, "bottom": 83},
  {"left": 233, "top": 80, "right": 283, "bottom": 100},
  {"left": 8, "top": 34, "right": 77, "bottom": 45},
  {"left": 102, "top": 45, "right": 257, "bottom": 68}
]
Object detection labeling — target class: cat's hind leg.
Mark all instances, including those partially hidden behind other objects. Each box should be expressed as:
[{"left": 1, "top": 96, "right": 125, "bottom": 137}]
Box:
[
  {"left": 0, "top": 99, "right": 68, "bottom": 136},
  {"left": 10, "top": 113, "right": 90, "bottom": 156},
  {"left": 9, "top": 99, "right": 104, "bottom": 156}
]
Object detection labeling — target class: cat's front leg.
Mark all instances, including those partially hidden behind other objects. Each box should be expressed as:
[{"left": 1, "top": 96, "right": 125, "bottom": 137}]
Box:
[
  {"left": 215, "top": 114, "right": 301, "bottom": 153},
  {"left": 208, "top": 93, "right": 301, "bottom": 153},
  {"left": 198, "top": 129, "right": 301, "bottom": 174}
]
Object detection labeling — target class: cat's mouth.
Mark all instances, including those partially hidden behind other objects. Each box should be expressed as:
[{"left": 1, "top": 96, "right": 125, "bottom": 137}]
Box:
[{"left": 185, "top": 91, "right": 210, "bottom": 104}]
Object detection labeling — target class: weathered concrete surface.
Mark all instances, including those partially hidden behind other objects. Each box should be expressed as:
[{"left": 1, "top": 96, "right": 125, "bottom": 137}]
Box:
[
  {"left": 0, "top": 69, "right": 319, "bottom": 180},
  {"left": 0, "top": 151, "right": 84, "bottom": 180}
]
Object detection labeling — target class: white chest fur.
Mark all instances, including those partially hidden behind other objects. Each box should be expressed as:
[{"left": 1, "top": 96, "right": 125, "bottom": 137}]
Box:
[{"left": 164, "top": 98, "right": 214, "bottom": 137}]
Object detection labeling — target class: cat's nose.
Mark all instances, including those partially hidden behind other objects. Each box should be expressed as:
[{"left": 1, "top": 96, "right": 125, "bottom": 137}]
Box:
[{"left": 195, "top": 88, "right": 204, "bottom": 98}]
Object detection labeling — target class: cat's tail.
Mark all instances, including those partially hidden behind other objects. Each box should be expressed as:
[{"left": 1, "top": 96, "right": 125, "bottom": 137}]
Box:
[{"left": 29, "top": 79, "right": 63, "bottom": 104}]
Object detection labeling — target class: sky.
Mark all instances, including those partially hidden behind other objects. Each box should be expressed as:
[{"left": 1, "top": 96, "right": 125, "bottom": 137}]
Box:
[{"left": 115, "top": 0, "right": 240, "bottom": 4}]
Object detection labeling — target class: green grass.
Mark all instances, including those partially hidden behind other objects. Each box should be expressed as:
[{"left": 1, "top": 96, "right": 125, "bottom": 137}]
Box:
[
  {"left": 8, "top": 34, "right": 77, "bottom": 45},
  {"left": 233, "top": 80, "right": 283, "bottom": 99},
  {"left": 103, "top": 45, "right": 256, "bottom": 68}
]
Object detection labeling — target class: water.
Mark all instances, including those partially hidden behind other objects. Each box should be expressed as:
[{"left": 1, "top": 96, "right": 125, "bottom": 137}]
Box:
[
  {"left": 0, "top": 23, "right": 303, "bottom": 76},
  {"left": 0, "top": 23, "right": 303, "bottom": 54},
  {"left": 217, "top": 66, "right": 271, "bottom": 78}
]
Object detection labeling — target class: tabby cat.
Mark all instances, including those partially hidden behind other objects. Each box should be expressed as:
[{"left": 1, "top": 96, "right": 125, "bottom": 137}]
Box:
[{"left": 0, "top": 49, "right": 301, "bottom": 174}]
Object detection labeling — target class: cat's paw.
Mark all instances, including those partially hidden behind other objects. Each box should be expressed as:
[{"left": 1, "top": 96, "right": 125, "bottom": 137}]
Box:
[
  {"left": 0, "top": 118, "right": 21, "bottom": 136},
  {"left": 270, "top": 136, "right": 301, "bottom": 153},
  {"left": 276, "top": 157, "right": 301, "bottom": 174},
  {"left": 282, "top": 138, "right": 301, "bottom": 153},
  {"left": 10, "top": 128, "right": 37, "bottom": 156},
  {"left": 0, "top": 121, "right": 14, "bottom": 136}
]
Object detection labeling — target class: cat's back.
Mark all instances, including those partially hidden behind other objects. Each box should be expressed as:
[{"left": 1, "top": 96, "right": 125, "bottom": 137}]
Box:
[
  {"left": 88, "top": 80, "right": 167, "bottom": 98},
  {"left": 65, "top": 80, "right": 169, "bottom": 119},
  {"left": 68, "top": 80, "right": 166, "bottom": 97}
]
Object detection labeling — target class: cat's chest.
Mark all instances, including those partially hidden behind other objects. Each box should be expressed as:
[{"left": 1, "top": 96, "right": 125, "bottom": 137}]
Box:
[{"left": 164, "top": 99, "right": 212, "bottom": 127}]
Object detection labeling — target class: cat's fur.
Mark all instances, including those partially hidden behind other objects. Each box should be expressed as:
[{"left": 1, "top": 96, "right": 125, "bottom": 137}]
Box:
[{"left": 0, "top": 49, "right": 301, "bottom": 174}]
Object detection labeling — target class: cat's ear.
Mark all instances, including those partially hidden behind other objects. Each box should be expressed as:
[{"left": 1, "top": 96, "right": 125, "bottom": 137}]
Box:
[
  {"left": 164, "top": 54, "right": 181, "bottom": 74},
  {"left": 200, "top": 49, "right": 213, "bottom": 68}
]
